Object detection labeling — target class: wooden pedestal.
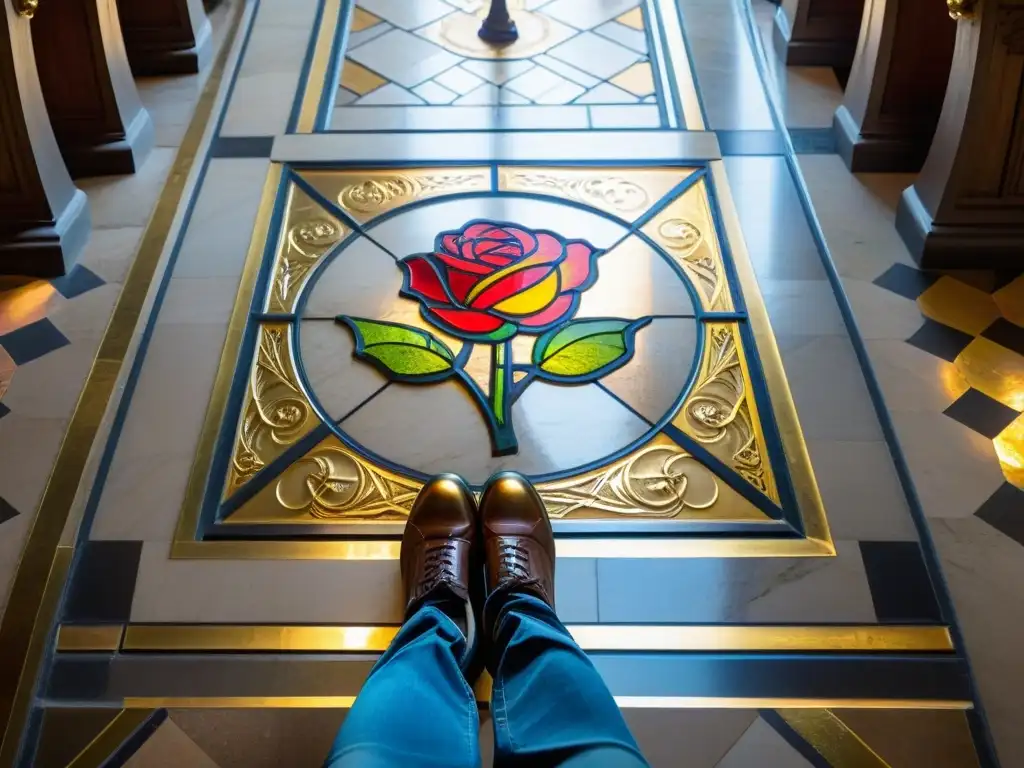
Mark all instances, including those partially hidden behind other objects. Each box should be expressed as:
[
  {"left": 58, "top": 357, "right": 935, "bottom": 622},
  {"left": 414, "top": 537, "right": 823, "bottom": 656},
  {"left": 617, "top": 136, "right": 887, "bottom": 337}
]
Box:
[
  {"left": 834, "top": 0, "right": 956, "bottom": 172},
  {"left": 32, "top": 0, "right": 154, "bottom": 177},
  {"left": 116, "top": 0, "right": 212, "bottom": 75},
  {"left": 773, "top": 0, "right": 866, "bottom": 66},
  {"left": 896, "top": 0, "right": 1024, "bottom": 267},
  {"left": 0, "top": 1, "right": 90, "bottom": 276}
]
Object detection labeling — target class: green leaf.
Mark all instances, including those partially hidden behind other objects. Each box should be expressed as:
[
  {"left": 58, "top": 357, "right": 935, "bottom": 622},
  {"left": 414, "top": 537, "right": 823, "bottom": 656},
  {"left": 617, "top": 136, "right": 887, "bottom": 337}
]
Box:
[
  {"left": 338, "top": 317, "right": 455, "bottom": 379},
  {"left": 532, "top": 318, "right": 650, "bottom": 379}
]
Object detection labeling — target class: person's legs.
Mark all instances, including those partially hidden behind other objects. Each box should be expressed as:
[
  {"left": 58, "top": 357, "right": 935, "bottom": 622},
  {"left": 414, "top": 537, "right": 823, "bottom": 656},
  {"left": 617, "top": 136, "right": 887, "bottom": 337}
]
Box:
[
  {"left": 478, "top": 472, "right": 649, "bottom": 768},
  {"left": 326, "top": 474, "right": 483, "bottom": 768},
  {"left": 489, "top": 592, "right": 648, "bottom": 767},
  {"left": 325, "top": 602, "right": 480, "bottom": 768}
]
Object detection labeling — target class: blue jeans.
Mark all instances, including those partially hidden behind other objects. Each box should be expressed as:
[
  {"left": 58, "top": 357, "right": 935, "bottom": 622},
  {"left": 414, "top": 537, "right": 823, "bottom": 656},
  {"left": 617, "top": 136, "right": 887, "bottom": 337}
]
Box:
[{"left": 326, "top": 593, "right": 649, "bottom": 767}]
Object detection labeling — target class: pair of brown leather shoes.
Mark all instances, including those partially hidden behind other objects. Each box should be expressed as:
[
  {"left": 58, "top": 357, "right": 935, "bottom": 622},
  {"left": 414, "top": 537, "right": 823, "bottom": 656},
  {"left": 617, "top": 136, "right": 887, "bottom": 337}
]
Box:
[{"left": 400, "top": 471, "right": 556, "bottom": 671}]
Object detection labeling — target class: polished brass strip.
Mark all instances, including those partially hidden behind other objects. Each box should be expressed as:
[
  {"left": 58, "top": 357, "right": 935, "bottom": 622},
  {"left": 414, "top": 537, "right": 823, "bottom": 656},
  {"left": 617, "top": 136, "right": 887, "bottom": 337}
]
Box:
[
  {"left": 0, "top": 2, "right": 247, "bottom": 762},
  {"left": 172, "top": 163, "right": 284, "bottom": 549},
  {"left": 0, "top": 548, "right": 72, "bottom": 767},
  {"left": 55, "top": 625, "right": 124, "bottom": 653},
  {"left": 708, "top": 160, "right": 834, "bottom": 550},
  {"left": 120, "top": 695, "right": 972, "bottom": 710},
  {"left": 170, "top": 536, "right": 836, "bottom": 560},
  {"left": 776, "top": 710, "right": 891, "bottom": 768},
  {"left": 66, "top": 710, "right": 154, "bottom": 768},
  {"left": 294, "top": 0, "right": 344, "bottom": 133},
  {"left": 116, "top": 624, "right": 953, "bottom": 653}
]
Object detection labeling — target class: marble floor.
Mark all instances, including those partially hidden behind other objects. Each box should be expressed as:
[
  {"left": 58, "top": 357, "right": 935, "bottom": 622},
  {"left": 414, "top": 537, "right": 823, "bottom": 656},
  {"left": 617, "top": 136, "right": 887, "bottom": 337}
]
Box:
[{"left": 1, "top": 0, "right": 1022, "bottom": 766}]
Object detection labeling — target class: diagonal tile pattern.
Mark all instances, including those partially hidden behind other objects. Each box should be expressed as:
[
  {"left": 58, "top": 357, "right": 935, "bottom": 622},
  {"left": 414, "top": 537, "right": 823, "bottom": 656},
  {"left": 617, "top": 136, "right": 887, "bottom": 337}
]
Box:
[{"left": 330, "top": 0, "right": 664, "bottom": 130}]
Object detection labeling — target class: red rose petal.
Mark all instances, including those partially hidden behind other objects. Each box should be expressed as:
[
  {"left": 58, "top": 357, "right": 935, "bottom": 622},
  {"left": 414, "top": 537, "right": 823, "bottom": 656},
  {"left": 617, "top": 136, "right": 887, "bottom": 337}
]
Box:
[
  {"left": 460, "top": 239, "right": 477, "bottom": 261},
  {"left": 469, "top": 265, "right": 555, "bottom": 310},
  {"left": 428, "top": 306, "right": 507, "bottom": 334},
  {"left": 558, "top": 241, "right": 598, "bottom": 291},
  {"left": 444, "top": 268, "right": 478, "bottom": 303},
  {"left": 435, "top": 252, "right": 493, "bottom": 275},
  {"left": 463, "top": 222, "right": 496, "bottom": 239},
  {"left": 403, "top": 256, "right": 450, "bottom": 304},
  {"left": 440, "top": 234, "right": 459, "bottom": 255},
  {"left": 515, "top": 294, "right": 575, "bottom": 329}
]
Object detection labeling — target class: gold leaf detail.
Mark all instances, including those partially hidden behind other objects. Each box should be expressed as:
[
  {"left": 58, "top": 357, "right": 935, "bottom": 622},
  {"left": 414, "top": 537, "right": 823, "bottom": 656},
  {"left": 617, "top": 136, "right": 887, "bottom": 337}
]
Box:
[
  {"left": 539, "top": 444, "right": 719, "bottom": 518},
  {"left": 230, "top": 328, "right": 310, "bottom": 490},
  {"left": 658, "top": 217, "right": 724, "bottom": 310},
  {"left": 337, "top": 174, "right": 484, "bottom": 215},
  {"left": 276, "top": 447, "right": 420, "bottom": 519},
  {"left": 272, "top": 218, "right": 342, "bottom": 312},
  {"left": 504, "top": 172, "right": 649, "bottom": 213},
  {"left": 683, "top": 327, "right": 767, "bottom": 493}
]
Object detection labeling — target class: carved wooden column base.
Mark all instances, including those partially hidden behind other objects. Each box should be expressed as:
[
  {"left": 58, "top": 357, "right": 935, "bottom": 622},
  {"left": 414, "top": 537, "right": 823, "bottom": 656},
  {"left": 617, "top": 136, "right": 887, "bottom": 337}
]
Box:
[
  {"left": 896, "top": 189, "right": 1024, "bottom": 269},
  {"left": 1, "top": 0, "right": 91, "bottom": 276},
  {"left": 116, "top": 0, "right": 212, "bottom": 75},
  {"left": 773, "top": 0, "right": 865, "bottom": 66},
  {"left": 33, "top": 0, "right": 154, "bottom": 178},
  {"left": 895, "top": 0, "right": 1024, "bottom": 268},
  {"left": 0, "top": 192, "right": 92, "bottom": 277},
  {"left": 833, "top": 0, "right": 956, "bottom": 173}
]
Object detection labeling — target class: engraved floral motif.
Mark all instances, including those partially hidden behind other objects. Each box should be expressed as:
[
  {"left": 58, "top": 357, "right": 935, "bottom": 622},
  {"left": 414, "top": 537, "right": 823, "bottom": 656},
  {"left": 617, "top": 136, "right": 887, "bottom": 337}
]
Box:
[
  {"left": 538, "top": 443, "right": 719, "bottom": 518},
  {"left": 276, "top": 445, "right": 421, "bottom": 519},
  {"left": 682, "top": 326, "right": 768, "bottom": 494},
  {"left": 657, "top": 217, "right": 726, "bottom": 311},
  {"left": 337, "top": 174, "right": 485, "bottom": 215},
  {"left": 503, "top": 172, "right": 649, "bottom": 213},
  {"left": 230, "top": 328, "right": 311, "bottom": 490},
  {"left": 271, "top": 217, "right": 343, "bottom": 312}
]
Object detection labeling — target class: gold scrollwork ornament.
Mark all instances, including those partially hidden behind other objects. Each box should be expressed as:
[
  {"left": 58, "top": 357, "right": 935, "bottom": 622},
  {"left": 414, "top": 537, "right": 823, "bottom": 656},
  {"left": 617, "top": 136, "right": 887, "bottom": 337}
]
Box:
[
  {"left": 231, "top": 329, "right": 310, "bottom": 488},
  {"left": 338, "top": 174, "right": 484, "bottom": 215},
  {"left": 947, "top": 0, "right": 977, "bottom": 20},
  {"left": 539, "top": 444, "right": 719, "bottom": 519},
  {"left": 14, "top": 0, "right": 39, "bottom": 18},
  {"left": 276, "top": 447, "right": 421, "bottom": 519},
  {"left": 504, "top": 172, "right": 649, "bottom": 213}
]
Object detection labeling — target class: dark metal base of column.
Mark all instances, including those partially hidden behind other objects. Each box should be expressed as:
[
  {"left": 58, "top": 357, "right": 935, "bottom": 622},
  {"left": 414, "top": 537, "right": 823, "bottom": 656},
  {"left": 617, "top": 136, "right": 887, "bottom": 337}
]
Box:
[
  {"left": 833, "top": 107, "right": 931, "bottom": 173},
  {"left": 772, "top": 9, "right": 856, "bottom": 67},
  {"left": 58, "top": 109, "right": 155, "bottom": 179},
  {"left": 0, "top": 189, "right": 91, "bottom": 277},
  {"left": 896, "top": 186, "right": 1024, "bottom": 269},
  {"left": 126, "top": 16, "right": 212, "bottom": 75}
]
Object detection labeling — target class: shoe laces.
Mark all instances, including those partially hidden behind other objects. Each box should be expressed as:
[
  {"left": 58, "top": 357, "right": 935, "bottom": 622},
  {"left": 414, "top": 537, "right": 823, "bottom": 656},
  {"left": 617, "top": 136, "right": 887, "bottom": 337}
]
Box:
[
  {"left": 421, "top": 539, "right": 459, "bottom": 588},
  {"left": 497, "top": 540, "right": 532, "bottom": 582}
]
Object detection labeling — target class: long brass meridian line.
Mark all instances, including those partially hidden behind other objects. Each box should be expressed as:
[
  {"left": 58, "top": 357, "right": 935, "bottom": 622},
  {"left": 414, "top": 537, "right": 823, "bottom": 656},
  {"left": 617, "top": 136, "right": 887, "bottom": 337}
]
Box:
[{"left": 0, "top": 2, "right": 248, "bottom": 763}]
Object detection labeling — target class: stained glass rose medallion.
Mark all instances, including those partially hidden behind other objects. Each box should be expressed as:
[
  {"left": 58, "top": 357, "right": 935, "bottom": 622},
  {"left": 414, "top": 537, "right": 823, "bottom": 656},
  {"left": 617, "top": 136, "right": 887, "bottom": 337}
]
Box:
[{"left": 336, "top": 220, "right": 650, "bottom": 455}]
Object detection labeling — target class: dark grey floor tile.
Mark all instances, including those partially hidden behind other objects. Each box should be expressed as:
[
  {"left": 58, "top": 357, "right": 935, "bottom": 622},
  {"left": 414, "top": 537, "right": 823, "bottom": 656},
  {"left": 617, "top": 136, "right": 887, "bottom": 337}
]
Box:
[
  {"left": 716, "top": 130, "right": 786, "bottom": 155},
  {"left": 873, "top": 263, "right": 938, "bottom": 301},
  {"left": 944, "top": 389, "right": 1019, "bottom": 440},
  {"left": 905, "top": 319, "right": 973, "bottom": 363},
  {"left": 981, "top": 317, "right": 1024, "bottom": 356},
  {"left": 722, "top": 155, "right": 827, "bottom": 280},
  {"left": 0, "top": 401, "right": 9, "bottom": 420},
  {"left": 0, "top": 319, "right": 70, "bottom": 365},
  {"left": 858, "top": 541, "right": 942, "bottom": 623},
  {"left": 63, "top": 540, "right": 143, "bottom": 623},
  {"left": 50, "top": 265, "right": 105, "bottom": 299},
  {"left": 210, "top": 136, "right": 276, "bottom": 158},
  {"left": 975, "top": 483, "right": 1024, "bottom": 547},
  {"left": 789, "top": 127, "right": 837, "bottom": 154},
  {"left": 0, "top": 497, "right": 18, "bottom": 525}
]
